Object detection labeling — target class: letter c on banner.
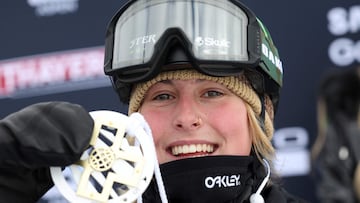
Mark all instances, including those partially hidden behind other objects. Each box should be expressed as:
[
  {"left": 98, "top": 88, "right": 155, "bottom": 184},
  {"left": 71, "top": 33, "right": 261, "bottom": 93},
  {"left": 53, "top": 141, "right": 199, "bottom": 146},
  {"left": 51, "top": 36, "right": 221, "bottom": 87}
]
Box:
[{"left": 328, "top": 38, "right": 360, "bottom": 66}]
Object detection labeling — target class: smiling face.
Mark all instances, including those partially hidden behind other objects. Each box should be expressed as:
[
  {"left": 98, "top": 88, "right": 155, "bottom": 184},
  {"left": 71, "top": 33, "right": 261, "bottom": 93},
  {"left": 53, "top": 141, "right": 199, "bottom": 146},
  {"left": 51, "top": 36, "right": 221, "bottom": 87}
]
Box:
[{"left": 139, "top": 79, "right": 252, "bottom": 164}]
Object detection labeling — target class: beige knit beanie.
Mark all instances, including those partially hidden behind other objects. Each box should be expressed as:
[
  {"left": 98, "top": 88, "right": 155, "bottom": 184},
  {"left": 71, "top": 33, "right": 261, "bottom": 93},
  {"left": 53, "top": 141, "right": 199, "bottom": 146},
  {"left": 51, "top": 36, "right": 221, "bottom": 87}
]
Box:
[{"left": 129, "top": 69, "right": 275, "bottom": 158}]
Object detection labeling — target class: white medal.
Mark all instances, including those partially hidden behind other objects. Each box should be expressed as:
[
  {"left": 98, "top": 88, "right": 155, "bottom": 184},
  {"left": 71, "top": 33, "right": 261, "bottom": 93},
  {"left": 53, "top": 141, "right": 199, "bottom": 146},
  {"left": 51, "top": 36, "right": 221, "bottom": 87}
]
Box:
[{"left": 50, "top": 111, "right": 156, "bottom": 203}]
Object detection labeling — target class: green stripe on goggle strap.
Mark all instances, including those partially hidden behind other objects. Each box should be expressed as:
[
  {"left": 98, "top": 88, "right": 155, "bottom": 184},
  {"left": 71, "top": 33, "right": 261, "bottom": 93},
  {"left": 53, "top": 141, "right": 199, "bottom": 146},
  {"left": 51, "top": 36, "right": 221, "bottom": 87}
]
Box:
[{"left": 257, "top": 18, "right": 283, "bottom": 86}]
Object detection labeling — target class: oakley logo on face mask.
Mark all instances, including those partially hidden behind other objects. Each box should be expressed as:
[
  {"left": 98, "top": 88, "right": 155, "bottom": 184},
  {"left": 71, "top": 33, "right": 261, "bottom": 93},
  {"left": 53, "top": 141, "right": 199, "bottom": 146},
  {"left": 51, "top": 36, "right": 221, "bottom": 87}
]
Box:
[
  {"left": 204, "top": 174, "right": 241, "bottom": 189},
  {"left": 195, "top": 37, "right": 230, "bottom": 48},
  {"left": 129, "top": 35, "right": 156, "bottom": 49}
]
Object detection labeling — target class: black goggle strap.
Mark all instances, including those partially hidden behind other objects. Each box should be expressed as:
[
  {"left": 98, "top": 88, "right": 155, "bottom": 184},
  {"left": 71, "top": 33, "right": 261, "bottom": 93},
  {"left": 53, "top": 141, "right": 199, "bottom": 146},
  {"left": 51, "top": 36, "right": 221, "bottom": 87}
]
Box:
[
  {"left": 259, "top": 94, "right": 266, "bottom": 133},
  {"left": 112, "top": 76, "right": 132, "bottom": 104},
  {"left": 243, "top": 69, "right": 266, "bottom": 132}
]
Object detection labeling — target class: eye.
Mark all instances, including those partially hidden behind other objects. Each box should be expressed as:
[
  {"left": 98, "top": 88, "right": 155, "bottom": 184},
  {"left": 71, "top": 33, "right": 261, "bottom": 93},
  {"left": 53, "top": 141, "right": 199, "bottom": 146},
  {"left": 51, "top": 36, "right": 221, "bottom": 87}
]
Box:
[
  {"left": 203, "top": 90, "right": 223, "bottom": 98},
  {"left": 153, "top": 93, "right": 174, "bottom": 101}
]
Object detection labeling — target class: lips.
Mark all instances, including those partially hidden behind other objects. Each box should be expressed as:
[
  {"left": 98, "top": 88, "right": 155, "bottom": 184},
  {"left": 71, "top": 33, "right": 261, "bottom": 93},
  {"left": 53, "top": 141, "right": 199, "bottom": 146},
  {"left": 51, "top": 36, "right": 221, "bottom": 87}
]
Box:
[{"left": 171, "top": 144, "right": 215, "bottom": 156}]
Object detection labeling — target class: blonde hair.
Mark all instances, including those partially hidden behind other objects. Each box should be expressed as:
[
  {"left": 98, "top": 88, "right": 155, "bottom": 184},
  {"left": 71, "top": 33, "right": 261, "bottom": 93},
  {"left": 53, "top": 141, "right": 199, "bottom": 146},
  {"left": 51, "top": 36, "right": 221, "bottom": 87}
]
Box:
[
  {"left": 246, "top": 102, "right": 275, "bottom": 162},
  {"left": 310, "top": 98, "right": 327, "bottom": 163}
]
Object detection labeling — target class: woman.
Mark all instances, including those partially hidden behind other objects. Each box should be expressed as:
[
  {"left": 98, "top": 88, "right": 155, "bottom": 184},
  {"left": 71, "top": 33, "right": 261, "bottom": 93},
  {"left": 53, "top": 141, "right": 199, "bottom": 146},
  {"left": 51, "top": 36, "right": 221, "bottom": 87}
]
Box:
[
  {"left": 311, "top": 66, "right": 360, "bottom": 203},
  {"left": 102, "top": 0, "right": 305, "bottom": 202}
]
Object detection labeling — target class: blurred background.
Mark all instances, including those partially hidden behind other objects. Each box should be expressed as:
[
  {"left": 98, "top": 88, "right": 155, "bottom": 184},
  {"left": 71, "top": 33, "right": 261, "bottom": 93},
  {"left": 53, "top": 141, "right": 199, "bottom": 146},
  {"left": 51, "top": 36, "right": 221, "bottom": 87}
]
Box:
[{"left": 0, "top": 1, "right": 359, "bottom": 202}]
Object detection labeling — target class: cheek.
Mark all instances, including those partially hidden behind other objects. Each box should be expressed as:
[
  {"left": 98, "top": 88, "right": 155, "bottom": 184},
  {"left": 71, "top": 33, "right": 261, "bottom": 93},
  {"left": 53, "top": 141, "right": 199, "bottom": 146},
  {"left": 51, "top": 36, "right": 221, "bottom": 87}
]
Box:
[
  {"left": 209, "top": 103, "right": 252, "bottom": 155},
  {"left": 140, "top": 109, "right": 164, "bottom": 145},
  {"left": 209, "top": 102, "right": 248, "bottom": 131},
  {"left": 139, "top": 107, "right": 171, "bottom": 163}
]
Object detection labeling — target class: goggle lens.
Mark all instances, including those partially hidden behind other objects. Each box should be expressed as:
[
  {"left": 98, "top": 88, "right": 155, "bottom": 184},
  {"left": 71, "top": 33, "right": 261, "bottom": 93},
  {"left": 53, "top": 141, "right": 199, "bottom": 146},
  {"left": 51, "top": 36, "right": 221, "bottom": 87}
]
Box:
[{"left": 111, "top": 0, "right": 250, "bottom": 71}]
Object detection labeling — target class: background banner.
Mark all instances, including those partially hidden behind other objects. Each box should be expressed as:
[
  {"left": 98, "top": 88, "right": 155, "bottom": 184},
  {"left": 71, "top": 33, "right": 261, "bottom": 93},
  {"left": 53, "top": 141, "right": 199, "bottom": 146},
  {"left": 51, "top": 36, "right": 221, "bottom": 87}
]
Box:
[{"left": 0, "top": 1, "right": 359, "bottom": 202}]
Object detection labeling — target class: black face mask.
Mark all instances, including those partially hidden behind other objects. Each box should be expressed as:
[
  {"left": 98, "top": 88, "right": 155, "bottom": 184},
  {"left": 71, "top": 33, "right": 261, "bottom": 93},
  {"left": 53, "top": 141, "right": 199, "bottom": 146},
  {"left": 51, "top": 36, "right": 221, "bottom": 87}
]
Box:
[{"left": 142, "top": 156, "right": 262, "bottom": 203}]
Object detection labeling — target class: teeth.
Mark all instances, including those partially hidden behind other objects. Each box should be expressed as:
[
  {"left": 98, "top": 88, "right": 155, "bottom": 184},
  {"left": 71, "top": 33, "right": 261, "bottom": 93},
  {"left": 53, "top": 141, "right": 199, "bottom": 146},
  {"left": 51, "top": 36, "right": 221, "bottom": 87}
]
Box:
[{"left": 171, "top": 144, "right": 214, "bottom": 155}]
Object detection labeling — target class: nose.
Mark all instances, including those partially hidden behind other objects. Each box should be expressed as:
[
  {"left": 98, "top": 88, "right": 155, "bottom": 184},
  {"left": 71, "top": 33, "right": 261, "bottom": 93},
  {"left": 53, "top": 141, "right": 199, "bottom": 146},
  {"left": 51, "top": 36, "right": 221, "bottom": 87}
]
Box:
[{"left": 173, "top": 97, "right": 203, "bottom": 130}]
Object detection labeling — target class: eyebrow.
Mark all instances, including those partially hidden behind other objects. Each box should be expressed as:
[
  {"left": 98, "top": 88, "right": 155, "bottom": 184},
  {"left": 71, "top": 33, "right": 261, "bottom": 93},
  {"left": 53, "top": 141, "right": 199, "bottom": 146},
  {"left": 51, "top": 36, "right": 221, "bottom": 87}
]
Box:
[
  {"left": 157, "top": 80, "right": 172, "bottom": 84},
  {"left": 157, "top": 79, "right": 207, "bottom": 84}
]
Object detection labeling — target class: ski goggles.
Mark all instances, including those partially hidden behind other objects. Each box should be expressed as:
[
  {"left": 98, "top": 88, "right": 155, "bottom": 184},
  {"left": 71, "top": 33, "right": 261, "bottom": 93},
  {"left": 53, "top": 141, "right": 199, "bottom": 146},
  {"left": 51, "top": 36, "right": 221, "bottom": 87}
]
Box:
[{"left": 104, "top": 0, "right": 283, "bottom": 91}]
